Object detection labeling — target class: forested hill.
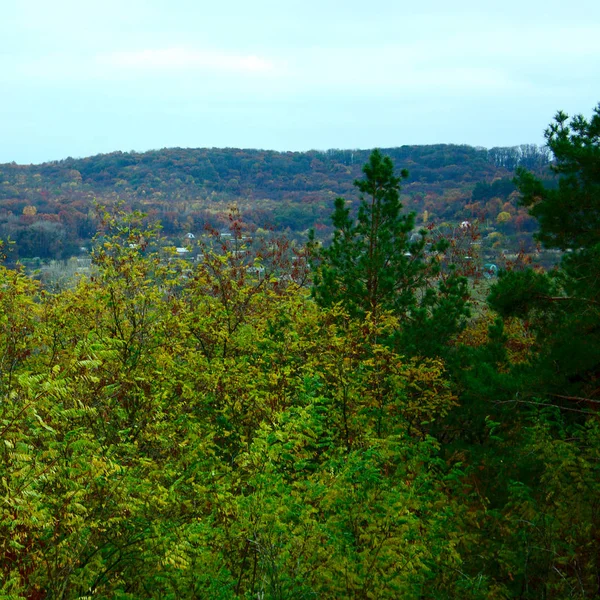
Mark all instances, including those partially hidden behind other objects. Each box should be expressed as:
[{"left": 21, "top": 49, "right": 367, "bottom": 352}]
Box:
[
  {"left": 0, "top": 144, "right": 551, "bottom": 259},
  {"left": 2, "top": 144, "right": 550, "bottom": 199}
]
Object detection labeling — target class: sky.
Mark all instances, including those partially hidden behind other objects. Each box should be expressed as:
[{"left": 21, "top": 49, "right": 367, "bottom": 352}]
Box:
[{"left": 1, "top": 0, "right": 599, "bottom": 164}]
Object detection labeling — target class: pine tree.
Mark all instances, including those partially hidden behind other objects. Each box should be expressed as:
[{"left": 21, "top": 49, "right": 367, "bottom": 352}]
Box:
[
  {"left": 489, "top": 103, "right": 600, "bottom": 404},
  {"left": 312, "top": 150, "right": 469, "bottom": 356}
]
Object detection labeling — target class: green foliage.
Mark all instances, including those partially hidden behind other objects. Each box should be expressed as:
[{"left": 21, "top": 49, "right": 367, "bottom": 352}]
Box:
[
  {"left": 516, "top": 105, "right": 600, "bottom": 252},
  {"left": 312, "top": 150, "right": 469, "bottom": 356},
  {"left": 458, "top": 104, "right": 600, "bottom": 598},
  {"left": 0, "top": 206, "right": 472, "bottom": 597},
  {"left": 312, "top": 150, "right": 414, "bottom": 319},
  {"left": 488, "top": 268, "right": 555, "bottom": 319},
  {"left": 488, "top": 104, "right": 600, "bottom": 402},
  {"left": 0, "top": 122, "right": 597, "bottom": 600}
]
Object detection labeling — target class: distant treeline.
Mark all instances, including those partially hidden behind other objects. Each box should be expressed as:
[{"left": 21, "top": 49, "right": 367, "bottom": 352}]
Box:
[{"left": 0, "top": 144, "right": 551, "bottom": 260}]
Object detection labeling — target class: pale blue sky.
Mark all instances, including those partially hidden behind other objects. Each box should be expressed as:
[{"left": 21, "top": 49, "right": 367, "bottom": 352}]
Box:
[{"left": 2, "top": 0, "right": 599, "bottom": 164}]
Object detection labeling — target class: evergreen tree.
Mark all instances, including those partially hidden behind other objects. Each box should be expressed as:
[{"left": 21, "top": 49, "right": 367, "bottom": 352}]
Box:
[
  {"left": 489, "top": 103, "right": 600, "bottom": 404},
  {"left": 312, "top": 149, "right": 469, "bottom": 356}
]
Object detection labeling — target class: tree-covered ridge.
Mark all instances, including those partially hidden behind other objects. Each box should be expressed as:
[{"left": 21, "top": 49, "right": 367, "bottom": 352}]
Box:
[
  {"left": 1, "top": 102, "right": 600, "bottom": 599},
  {"left": 2, "top": 144, "right": 549, "bottom": 198},
  {"left": 0, "top": 144, "right": 548, "bottom": 261}
]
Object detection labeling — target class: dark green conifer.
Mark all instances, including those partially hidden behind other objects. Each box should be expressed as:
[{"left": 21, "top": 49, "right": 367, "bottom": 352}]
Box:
[
  {"left": 312, "top": 149, "right": 469, "bottom": 356},
  {"left": 489, "top": 103, "right": 600, "bottom": 402}
]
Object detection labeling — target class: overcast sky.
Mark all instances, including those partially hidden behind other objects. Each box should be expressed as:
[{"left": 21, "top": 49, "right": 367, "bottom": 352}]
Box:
[{"left": 1, "top": 0, "right": 599, "bottom": 164}]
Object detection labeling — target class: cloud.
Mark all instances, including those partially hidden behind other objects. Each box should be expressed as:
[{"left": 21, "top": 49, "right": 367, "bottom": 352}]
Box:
[{"left": 97, "top": 48, "right": 275, "bottom": 74}]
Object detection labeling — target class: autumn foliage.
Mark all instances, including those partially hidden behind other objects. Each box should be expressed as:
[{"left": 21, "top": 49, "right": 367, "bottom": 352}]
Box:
[{"left": 1, "top": 118, "right": 599, "bottom": 599}]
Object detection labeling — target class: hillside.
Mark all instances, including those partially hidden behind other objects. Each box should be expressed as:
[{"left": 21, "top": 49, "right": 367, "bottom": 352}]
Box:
[{"left": 0, "top": 144, "right": 551, "bottom": 260}]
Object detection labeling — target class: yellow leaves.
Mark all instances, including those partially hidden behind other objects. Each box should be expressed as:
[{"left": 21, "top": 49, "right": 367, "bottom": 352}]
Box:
[
  {"left": 33, "top": 411, "right": 56, "bottom": 434},
  {"left": 456, "top": 311, "right": 534, "bottom": 367},
  {"left": 299, "top": 309, "right": 457, "bottom": 443},
  {"left": 163, "top": 550, "right": 191, "bottom": 570},
  {"left": 0, "top": 215, "right": 481, "bottom": 597},
  {"left": 503, "top": 317, "right": 535, "bottom": 364},
  {"left": 396, "top": 358, "right": 458, "bottom": 423},
  {"left": 496, "top": 211, "right": 512, "bottom": 223}
]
